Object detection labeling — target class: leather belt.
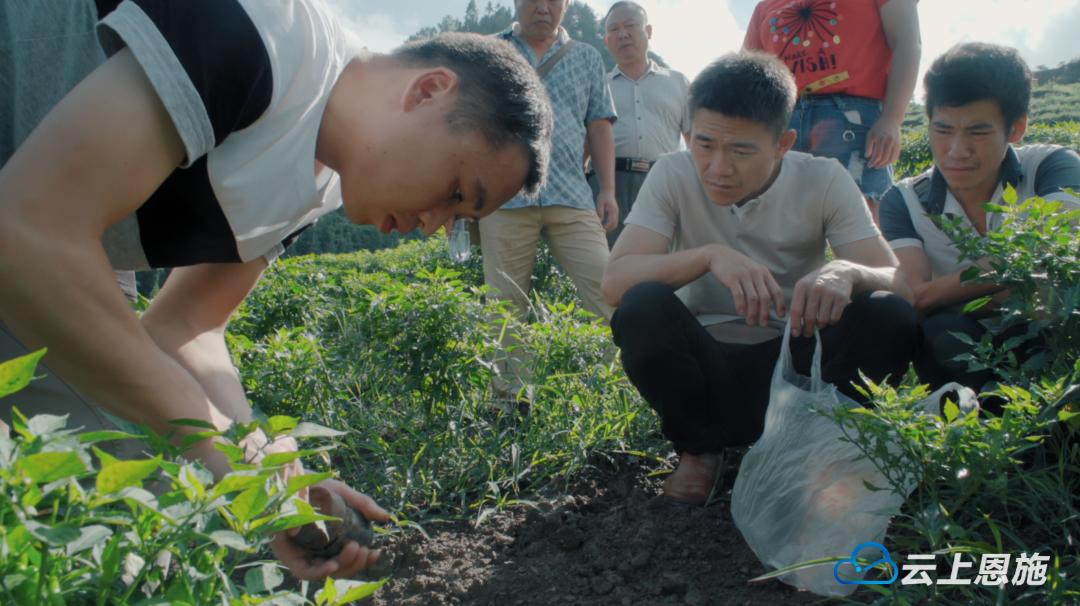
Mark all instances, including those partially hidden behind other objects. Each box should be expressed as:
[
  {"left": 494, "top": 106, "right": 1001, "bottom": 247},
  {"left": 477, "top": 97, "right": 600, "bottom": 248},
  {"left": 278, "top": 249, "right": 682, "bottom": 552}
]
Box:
[{"left": 615, "top": 157, "right": 654, "bottom": 173}]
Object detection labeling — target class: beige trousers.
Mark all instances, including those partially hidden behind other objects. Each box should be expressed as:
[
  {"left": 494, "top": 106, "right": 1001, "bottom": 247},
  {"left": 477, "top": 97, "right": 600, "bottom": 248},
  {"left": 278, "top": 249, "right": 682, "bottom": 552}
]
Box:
[{"left": 478, "top": 205, "right": 613, "bottom": 322}]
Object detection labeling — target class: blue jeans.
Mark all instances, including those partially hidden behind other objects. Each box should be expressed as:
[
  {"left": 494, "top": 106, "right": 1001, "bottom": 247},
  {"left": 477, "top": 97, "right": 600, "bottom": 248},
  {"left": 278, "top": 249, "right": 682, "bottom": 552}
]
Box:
[{"left": 789, "top": 94, "right": 893, "bottom": 199}]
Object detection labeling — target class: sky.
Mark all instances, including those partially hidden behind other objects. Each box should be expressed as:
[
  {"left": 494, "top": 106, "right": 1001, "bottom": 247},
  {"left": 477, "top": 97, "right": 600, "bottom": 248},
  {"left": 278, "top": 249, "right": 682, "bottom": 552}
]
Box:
[{"left": 326, "top": 0, "right": 1080, "bottom": 99}]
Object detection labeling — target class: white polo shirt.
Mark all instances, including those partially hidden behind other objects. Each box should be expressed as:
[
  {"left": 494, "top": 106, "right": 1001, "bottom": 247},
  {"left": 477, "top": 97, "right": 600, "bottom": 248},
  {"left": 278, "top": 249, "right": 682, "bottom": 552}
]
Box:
[{"left": 608, "top": 60, "right": 690, "bottom": 161}]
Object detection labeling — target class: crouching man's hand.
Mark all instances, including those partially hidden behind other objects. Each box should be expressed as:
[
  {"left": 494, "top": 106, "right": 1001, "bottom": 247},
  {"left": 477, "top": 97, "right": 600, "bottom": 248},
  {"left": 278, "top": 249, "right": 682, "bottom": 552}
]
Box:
[
  {"left": 706, "top": 244, "right": 786, "bottom": 327},
  {"left": 790, "top": 261, "right": 856, "bottom": 337},
  {"left": 272, "top": 479, "right": 391, "bottom": 580}
]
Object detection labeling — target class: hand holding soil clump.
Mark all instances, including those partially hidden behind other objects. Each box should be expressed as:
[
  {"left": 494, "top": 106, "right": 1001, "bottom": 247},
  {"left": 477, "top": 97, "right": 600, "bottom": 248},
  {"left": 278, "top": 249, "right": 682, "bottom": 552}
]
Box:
[{"left": 292, "top": 484, "right": 376, "bottom": 558}]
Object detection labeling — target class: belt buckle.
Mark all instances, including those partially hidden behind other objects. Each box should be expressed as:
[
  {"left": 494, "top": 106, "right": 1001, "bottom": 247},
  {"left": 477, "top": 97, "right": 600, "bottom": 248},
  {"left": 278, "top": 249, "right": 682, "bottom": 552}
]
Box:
[{"left": 631, "top": 159, "right": 651, "bottom": 172}]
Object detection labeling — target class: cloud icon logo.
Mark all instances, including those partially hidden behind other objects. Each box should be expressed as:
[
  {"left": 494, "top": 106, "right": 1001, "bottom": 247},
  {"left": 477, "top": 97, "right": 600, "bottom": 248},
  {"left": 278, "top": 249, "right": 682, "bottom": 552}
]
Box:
[{"left": 834, "top": 542, "right": 899, "bottom": 585}]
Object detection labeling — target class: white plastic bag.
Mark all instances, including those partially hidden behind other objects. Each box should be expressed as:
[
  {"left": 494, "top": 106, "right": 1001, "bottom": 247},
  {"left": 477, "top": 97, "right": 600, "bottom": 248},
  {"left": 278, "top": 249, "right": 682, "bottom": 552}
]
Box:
[{"left": 730, "top": 318, "right": 975, "bottom": 596}]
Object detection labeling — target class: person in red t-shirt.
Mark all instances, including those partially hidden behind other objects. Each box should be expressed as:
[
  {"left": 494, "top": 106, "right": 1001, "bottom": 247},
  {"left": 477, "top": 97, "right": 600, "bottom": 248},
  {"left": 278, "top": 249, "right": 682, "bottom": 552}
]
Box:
[{"left": 744, "top": 0, "right": 920, "bottom": 220}]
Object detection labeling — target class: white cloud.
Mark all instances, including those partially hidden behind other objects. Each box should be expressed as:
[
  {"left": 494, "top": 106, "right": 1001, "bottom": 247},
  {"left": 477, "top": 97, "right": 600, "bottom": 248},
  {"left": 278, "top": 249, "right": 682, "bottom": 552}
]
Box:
[
  {"left": 579, "top": 0, "right": 743, "bottom": 79},
  {"left": 321, "top": 1, "right": 414, "bottom": 52},
  {"left": 909, "top": 0, "right": 1079, "bottom": 99}
]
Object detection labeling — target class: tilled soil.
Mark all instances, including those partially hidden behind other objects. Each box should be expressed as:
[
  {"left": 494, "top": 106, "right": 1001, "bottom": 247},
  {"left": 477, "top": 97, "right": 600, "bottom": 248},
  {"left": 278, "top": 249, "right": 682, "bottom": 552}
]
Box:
[{"left": 369, "top": 459, "right": 838, "bottom": 606}]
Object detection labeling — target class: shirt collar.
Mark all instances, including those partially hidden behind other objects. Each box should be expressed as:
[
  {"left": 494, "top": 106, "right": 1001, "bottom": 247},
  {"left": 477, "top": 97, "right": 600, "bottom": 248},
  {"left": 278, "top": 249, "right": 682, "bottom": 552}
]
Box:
[
  {"left": 509, "top": 23, "right": 570, "bottom": 45},
  {"left": 928, "top": 144, "right": 1024, "bottom": 214},
  {"left": 609, "top": 59, "right": 659, "bottom": 81},
  {"left": 726, "top": 157, "right": 788, "bottom": 218}
]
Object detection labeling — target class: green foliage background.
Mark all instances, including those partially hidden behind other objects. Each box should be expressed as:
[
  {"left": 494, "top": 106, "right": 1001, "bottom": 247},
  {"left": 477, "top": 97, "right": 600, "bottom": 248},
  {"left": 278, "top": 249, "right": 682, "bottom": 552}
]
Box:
[{"left": 229, "top": 239, "right": 664, "bottom": 520}]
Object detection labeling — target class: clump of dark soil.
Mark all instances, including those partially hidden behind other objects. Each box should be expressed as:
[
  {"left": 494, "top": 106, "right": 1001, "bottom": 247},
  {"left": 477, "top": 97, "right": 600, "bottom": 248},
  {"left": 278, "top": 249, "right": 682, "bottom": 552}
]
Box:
[{"left": 369, "top": 458, "right": 842, "bottom": 606}]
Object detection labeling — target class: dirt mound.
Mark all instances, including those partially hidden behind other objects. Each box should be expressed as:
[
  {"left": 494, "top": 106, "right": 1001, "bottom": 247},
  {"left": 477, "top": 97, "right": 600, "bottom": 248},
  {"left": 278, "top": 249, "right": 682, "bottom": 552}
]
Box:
[{"left": 370, "top": 461, "right": 831, "bottom": 606}]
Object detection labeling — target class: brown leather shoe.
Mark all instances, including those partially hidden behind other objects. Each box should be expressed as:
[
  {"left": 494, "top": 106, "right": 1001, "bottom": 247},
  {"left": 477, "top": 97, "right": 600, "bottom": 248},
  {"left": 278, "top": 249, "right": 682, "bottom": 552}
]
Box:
[{"left": 662, "top": 452, "right": 721, "bottom": 506}]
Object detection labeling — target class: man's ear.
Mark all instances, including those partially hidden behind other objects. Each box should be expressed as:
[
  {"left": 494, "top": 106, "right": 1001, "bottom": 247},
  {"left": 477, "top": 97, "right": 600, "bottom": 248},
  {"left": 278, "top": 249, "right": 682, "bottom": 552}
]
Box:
[
  {"left": 776, "top": 128, "right": 797, "bottom": 157},
  {"left": 402, "top": 68, "right": 458, "bottom": 112},
  {"left": 645, "top": 24, "right": 652, "bottom": 39},
  {"left": 1008, "top": 114, "right": 1028, "bottom": 144}
]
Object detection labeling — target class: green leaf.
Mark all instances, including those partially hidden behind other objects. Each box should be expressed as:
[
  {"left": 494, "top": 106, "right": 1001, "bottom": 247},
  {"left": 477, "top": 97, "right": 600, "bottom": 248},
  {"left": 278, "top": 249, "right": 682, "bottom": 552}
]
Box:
[
  {"left": 262, "top": 448, "right": 323, "bottom": 468},
  {"left": 213, "top": 441, "right": 246, "bottom": 464},
  {"left": 1002, "top": 184, "right": 1018, "bottom": 205},
  {"left": 210, "top": 471, "right": 269, "bottom": 499},
  {"left": 943, "top": 399, "right": 960, "bottom": 422},
  {"left": 267, "top": 416, "right": 299, "bottom": 436},
  {"left": 167, "top": 418, "right": 218, "bottom": 430},
  {"left": 258, "top": 511, "right": 335, "bottom": 535},
  {"left": 336, "top": 574, "right": 393, "bottom": 604},
  {"left": 1, "top": 574, "right": 29, "bottom": 593},
  {"left": 78, "top": 430, "right": 143, "bottom": 444},
  {"left": 64, "top": 525, "right": 112, "bottom": 556},
  {"left": 24, "top": 520, "right": 81, "bottom": 547},
  {"left": 0, "top": 433, "right": 13, "bottom": 468},
  {"left": 27, "top": 414, "right": 69, "bottom": 437},
  {"left": 99, "top": 534, "right": 124, "bottom": 587},
  {"left": 960, "top": 266, "right": 983, "bottom": 283},
  {"left": 93, "top": 446, "right": 119, "bottom": 467},
  {"left": 243, "top": 563, "right": 285, "bottom": 594},
  {"left": 257, "top": 497, "right": 335, "bottom": 533},
  {"left": 209, "top": 530, "right": 251, "bottom": 551},
  {"left": 177, "top": 463, "right": 211, "bottom": 499},
  {"left": 117, "top": 486, "right": 159, "bottom": 510},
  {"left": 121, "top": 551, "right": 146, "bottom": 587},
  {"left": 5, "top": 525, "right": 31, "bottom": 554},
  {"left": 962, "top": 296, "right": 993, "bottom": 314},
  {"left": 0, "top": 348, "right": 46, "bottom": 398},
  {"left": 231, "top": 484, "right": 271, "bottom": 525},
  {"left": 290, "top": 422, "right": 347, "bottom": 439},
  {"left": 97, "top": 457, "right": 160, "bottom": 494},
  {"left": 17, "top": 451, "right": 87, "bottom": 483},
  {"left": 179, "top": 430, "right": 223, "bottom": 451},
  {"left": 286, "top": 471, "right": 333, "bottom": 498},
  {"left": 319, "top": 576, "right": 337, "bottom": 605},
  {"left": 748, "top": 554, "right": 847, "bottom": 582}
]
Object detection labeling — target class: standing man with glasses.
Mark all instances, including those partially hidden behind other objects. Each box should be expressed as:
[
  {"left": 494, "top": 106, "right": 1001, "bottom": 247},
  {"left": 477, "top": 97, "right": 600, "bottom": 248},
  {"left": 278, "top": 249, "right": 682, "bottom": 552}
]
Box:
[{"left": 593, "top": 1, "right": 690, "bottom": 248}]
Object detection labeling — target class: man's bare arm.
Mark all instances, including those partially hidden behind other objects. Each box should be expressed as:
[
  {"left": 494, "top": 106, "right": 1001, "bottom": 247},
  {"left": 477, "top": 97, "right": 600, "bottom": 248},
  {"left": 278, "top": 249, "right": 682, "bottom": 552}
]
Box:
[
  {"left": 603, "top": 225, "right": 696, "bottom": 306},
  {"left": 830, "top": 236, "right": 913, "bottom": 302},
  {"left": 603, "top": 225, "right": 785, "bottom": 326},
  {"left": 868, "top": 0, "right": 920, "bottom": 168},
  {"left": 141, "top": 259, "right": 269, "bottom": 424},
  {"left": 788, "top": 235, "right": 911, "bottom": 336},
  {"left": 894, "top": 247, "right": 1001, "bottom": 314},
  {"left": 587, "top": 119, "right": 619, "bottom": 230},
  {"left": 0, "top": 49, "right": 234, "bottom": 475}
]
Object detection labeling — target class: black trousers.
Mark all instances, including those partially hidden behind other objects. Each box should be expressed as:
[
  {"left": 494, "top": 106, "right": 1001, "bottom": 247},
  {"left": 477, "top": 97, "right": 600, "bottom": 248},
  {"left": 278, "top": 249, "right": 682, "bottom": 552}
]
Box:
[
  {"left": 915, "top": 312, "right": 1041, "bottom": 409},
  {"left": 611, "top": 282, "right": 917, "bottom": 454}
]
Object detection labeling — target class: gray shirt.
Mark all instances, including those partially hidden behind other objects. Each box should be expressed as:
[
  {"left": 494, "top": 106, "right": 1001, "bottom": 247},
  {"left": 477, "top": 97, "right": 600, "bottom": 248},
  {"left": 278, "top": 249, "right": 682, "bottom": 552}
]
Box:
[
  {"left": 608, "top": 60, "right": 690, "bottom": 161},
  {"left": 881, "top": 144, "right": 1080, "bottom": 278},
  {"left": 627, "top": 150, "right": 880, "bottom": 343}
]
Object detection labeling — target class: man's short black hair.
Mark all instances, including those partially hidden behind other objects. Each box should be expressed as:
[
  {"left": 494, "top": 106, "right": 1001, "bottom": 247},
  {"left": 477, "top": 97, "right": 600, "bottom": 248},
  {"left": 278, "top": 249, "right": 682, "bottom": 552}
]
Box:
[
  {"left": 924, "top": 42, "right": 1032, "bottom": 129},
  {"left": 689, "top": 51, "right": 796, "bottom": 137},
  {"left": 393, "top": 33, "right": 553, "bottom": 195}
]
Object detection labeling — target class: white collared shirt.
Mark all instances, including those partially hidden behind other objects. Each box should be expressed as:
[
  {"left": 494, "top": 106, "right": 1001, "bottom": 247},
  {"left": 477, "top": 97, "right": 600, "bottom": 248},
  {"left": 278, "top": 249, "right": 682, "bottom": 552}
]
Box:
[{"left": 607, "top": 59, "right": 690, "bottom": 160}]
